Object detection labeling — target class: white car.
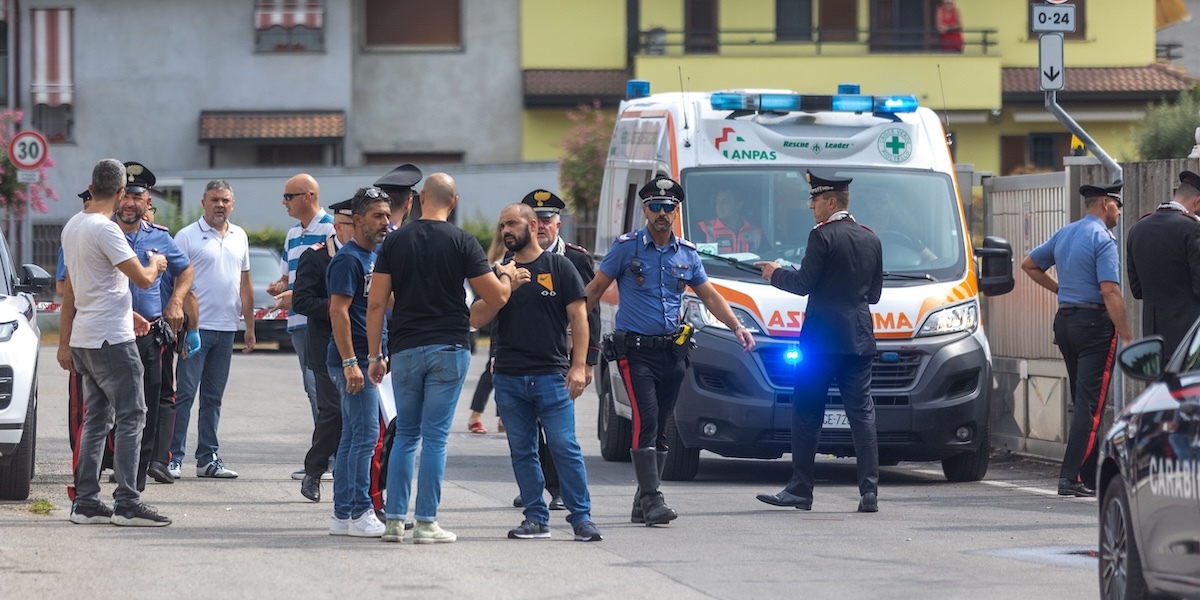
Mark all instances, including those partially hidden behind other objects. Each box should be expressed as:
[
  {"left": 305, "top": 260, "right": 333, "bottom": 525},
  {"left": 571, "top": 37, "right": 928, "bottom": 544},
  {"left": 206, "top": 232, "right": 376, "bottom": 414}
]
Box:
[{"left": 0, "top": 246, "right": 52, "bottom": 501}]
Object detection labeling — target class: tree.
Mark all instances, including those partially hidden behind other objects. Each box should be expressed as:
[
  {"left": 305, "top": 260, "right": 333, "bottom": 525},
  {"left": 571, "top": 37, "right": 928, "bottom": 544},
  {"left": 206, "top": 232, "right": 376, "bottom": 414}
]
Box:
[
  {"left": 0, "top": 109, "right": 58, "bottom": 216},
  {"left": 559, "top": 101, "right": 616, "bottom": 248},
  {"left": 1133, "top": 88, "right": 1200, "bottom": 160}
]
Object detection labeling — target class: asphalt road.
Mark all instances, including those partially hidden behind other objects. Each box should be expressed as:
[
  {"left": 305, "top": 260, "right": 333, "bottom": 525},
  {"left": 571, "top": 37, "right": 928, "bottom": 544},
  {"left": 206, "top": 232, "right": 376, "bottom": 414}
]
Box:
[{"left": 0, "top": 344, "right": 1101, "bottom": 599}]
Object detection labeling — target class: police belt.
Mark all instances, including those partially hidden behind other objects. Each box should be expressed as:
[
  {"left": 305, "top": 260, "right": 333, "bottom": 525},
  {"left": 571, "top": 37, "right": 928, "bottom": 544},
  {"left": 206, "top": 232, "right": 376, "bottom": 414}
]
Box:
[
  {"left": 621, "top": 331, "right": 676, "bottom": 350},
  {"left": 1058, "top": 302, "right": 1105, "bottom": 311}
]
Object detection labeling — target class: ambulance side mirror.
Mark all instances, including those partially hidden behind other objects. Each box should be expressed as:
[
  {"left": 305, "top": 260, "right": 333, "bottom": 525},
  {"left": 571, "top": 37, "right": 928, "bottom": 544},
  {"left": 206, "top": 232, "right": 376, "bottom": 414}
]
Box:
[{"left": 974, "top": 236, "right": 1014, "bottom": 296}]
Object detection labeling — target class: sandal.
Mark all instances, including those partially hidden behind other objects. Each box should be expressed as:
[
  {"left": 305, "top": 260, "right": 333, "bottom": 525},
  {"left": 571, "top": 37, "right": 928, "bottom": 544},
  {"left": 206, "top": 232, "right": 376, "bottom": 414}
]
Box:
[{"left": 468, "top": 421, "right": 488, "bottom": 434}]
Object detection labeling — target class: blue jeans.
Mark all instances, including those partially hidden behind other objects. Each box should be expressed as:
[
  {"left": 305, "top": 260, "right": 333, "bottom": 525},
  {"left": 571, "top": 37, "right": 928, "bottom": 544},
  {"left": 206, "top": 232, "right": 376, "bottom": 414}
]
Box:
[
  {"left": 172, "top": 329, "right": 234, "bottom": 465},
  {"left": 291, "top": 328, "right": 318, "bottom": 422},
  {"left": 328, "top": 367, "right": 379, "bottom": 520},
  {"left": 384, "top": 344, "right": 470, "bottom": 523},
  {"left": 493, "top": 373, "right": 592, "bottom": 527}
]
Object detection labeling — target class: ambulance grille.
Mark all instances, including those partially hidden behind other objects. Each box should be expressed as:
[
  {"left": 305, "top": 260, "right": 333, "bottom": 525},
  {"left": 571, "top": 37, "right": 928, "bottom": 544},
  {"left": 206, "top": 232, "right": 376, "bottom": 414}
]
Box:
[{"left": 759, "top": 350, "right": 922, "bottom": 390}]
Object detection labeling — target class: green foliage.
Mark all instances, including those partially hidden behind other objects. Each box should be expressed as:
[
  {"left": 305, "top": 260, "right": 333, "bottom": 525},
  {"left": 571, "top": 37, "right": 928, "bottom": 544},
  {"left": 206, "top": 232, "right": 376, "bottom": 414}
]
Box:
[
  {"left": 559, "top": 101, "right": 617, "bottom": 213},
  {"left": 460, "top": 208, "right": 494, "bottom": 254},
  {"left": 245, "top": 226, "right": 288, "bottom": 252},
  {"left": 1133, "top": 88, "right": 1200, "bottom": 160}
]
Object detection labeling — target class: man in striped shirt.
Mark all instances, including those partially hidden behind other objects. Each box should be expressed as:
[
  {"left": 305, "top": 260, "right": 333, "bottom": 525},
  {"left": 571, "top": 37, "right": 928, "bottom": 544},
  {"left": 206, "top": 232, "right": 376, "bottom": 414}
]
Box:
[{"left": 268, "top": 173, "right": 336, "bottom": 480}]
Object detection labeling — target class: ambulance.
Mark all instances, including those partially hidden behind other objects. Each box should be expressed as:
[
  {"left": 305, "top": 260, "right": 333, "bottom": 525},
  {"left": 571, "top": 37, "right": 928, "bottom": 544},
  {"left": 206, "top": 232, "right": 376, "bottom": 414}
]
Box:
[{"left": 593, "top": 82, "right": 1014, "bottom": 482}]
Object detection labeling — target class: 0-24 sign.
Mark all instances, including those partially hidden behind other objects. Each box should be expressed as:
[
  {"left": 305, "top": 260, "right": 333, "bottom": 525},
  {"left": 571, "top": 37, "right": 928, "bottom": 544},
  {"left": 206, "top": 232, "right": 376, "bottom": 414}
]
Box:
[{"left": 8, "top": 130, "right": 49, "bottom": 171}]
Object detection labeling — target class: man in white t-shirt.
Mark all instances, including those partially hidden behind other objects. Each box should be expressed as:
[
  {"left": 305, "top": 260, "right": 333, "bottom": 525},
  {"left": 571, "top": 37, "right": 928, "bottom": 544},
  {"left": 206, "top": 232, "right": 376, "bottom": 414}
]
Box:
[
  {"left": 58, "top": 158, "right": 170, "bottom": 527},
  {"left": 266, "top": 173, "right": 335, "bottom": 479},
  {"left": 169, "top": 180, "right": 255, "bottom": 480}
]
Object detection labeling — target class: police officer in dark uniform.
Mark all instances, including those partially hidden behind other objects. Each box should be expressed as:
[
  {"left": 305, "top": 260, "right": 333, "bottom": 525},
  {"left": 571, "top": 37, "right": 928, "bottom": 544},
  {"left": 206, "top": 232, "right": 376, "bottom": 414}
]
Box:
[
  {"left": 1021, "top": 181, "right": 1132, "bottom": 497},
  {"left": 375, "top": 164, "right": 422, "bottom": 230},
  {"left": 507, "top": 189, "right": 602, "bottom": 510},
  {"left": 754, "top": 171, "right": 884, "bottom": 513},
  {"left": 292, "top": 199, "right": 354, "bottom": 502},
  {"left": 1127, "top": 170, "right": 1200, "bottom": 358},
  {"left": 114, "top": 162, "right": 196, "bottom": 490},
  {"left": 585, "top": 175, "right": 755, "bottom": 526}
]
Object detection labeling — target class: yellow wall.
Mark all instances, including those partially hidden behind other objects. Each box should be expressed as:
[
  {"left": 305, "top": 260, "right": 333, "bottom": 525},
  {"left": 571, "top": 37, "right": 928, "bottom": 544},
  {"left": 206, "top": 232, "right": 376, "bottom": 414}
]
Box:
[
  {"left": 636, "top": 55, "right": 1003, "bottom": 110},
  {"left": 952, "top": 112, "right": 1142, "bottom": 176},
  {"left": 523, "top": 109, "right": 575, "bottom": 162},
  {"left": 521, "top": 0, "right": 626, "bottom": 69}
]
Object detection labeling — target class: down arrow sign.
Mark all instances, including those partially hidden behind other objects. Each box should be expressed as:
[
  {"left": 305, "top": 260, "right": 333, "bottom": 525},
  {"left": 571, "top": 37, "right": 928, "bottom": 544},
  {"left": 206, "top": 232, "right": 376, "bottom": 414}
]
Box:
[{"left": 1043, "top": 66, "right": 1060, "bottom": 82}]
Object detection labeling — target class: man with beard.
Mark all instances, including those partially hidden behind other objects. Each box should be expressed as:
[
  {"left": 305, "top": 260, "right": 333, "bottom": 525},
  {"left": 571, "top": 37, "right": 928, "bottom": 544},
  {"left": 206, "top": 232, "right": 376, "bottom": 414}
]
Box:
[
  {"left": 325, "top": 188, "right": 391, "bottom": 538},
  {"left": 170, "top": 180, "right": 255, "bottom": 479},
  {"left": 504, "top": 189, "right": 601, "bottom": 511},
  {"left": 113, "top": 162, "right": 195, "bottom": 489},
  {"left": 585, "top": 175, "right": 754, "bottom": 527},
  {"left": 471, "top": 203, "right": 601, "bottom": 541}
]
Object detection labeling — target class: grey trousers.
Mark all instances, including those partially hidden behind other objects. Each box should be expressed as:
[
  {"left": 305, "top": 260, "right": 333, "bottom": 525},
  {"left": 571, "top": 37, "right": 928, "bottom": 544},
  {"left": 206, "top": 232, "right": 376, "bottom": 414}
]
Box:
[{"left": 72, "top": 341, "right": 146, "bottom": 507}]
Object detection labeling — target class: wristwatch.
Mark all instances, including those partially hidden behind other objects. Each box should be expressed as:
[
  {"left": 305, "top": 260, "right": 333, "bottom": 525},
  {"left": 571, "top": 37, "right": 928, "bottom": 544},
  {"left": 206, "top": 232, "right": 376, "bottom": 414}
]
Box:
[{"left": 368, "top": 354, "right": 385, "bottom": 363}]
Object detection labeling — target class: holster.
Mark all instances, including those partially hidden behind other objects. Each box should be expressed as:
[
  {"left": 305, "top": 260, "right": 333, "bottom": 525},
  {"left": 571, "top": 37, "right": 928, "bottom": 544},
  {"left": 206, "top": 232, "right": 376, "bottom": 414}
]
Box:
[
  {"left": 151, "top": 319, "right": 175, "bottom": 348},
  {"left": 602, "top": 331, "right": 629, "bottom": 361}
]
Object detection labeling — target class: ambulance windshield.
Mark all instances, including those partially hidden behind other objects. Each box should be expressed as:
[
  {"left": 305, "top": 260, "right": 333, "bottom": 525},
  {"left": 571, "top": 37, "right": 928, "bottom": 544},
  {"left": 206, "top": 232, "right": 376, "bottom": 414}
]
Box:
[{"left": 682, "top": 168, "right": 966, "bottom": 283}]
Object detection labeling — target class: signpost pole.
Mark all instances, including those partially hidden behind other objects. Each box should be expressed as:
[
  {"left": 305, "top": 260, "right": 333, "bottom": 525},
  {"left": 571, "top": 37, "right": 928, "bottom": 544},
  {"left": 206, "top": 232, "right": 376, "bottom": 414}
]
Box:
[{"left": 21, "top": 182, "right": 30, "bottom": 266}]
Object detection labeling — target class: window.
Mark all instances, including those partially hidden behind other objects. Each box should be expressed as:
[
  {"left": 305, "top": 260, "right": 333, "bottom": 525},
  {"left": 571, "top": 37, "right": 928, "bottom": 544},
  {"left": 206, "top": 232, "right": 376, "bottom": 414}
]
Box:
[
  {"left": 256, "top": 144, "right": 325, "bottom": 166},
  {"left": 870, "top": 0, "right": 932, "bottom": 52},
  {"left": 1001, "top": 133, "right": 1070, "bottom": 174},
  {"left": 1028, "top": 0, "right": 1085, "bottom": 40},
  {"left": 31, "top": 9, "right": 73, "bottom": 143},
  {"left": 0, "top": 22, "right": 9, "bottom": 106},
  {"left": 685, "top": 0, "right": 718, "bottom": 54},
  {"left": 776, "top": 0, "right": 813, "bottom": 41},
  {"left": 365, "top": 0, "right": 461, "bottom": 47},
  {"left": 363, "top": 152, "right": 463, "bottom": 166},
  {"left": 817, "top": 0, "right": 856, "bottom": 43},
  {"left": 255, "top": 1, "right": 324, "bottom": 53}
]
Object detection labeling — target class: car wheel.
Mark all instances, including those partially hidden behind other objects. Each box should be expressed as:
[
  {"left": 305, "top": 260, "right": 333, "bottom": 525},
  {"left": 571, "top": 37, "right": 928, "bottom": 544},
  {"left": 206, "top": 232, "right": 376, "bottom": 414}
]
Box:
[
  {"left": 661, "top": 415, "right": 700, "bottom": 482},
  {"left": 1099, "top": 476, "right": 1149, "bottom": 600},
  {"left": 0, "top": 396, "right": 35, "bottom": 501},
  {"left": 941, "top": 426, "right": 990, "bottom": 482},
  {"left": 597, "top": 363, "right": 632, "bottom": 462}
]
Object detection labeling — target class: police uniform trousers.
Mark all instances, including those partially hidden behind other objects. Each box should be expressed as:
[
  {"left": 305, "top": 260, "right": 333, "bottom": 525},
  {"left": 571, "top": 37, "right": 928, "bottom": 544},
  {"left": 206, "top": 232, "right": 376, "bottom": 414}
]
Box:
[
  {"left": 134, "top": 324, "right": 166, "bottom": 492},
  {"left": 1053, "top": 306, "right": 1117, "bottom": 487},
  {"left": 303, "top": 328, "right": 341, "bottom": 478},
  {"left": 786, "top": 353, "right": 878, "bottom": 499},
  {"left": 616, "top": 343, "right": 687, "bottom": 450}
]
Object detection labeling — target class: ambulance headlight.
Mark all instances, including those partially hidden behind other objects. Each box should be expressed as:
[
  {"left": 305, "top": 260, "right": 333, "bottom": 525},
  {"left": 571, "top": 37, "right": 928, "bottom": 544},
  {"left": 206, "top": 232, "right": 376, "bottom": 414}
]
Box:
[
  {"left": 916, "top": 301, "right": 978, "bottom": 338},
  {"left": 683, "top": 299, "right": 762, "bottom": 334}
]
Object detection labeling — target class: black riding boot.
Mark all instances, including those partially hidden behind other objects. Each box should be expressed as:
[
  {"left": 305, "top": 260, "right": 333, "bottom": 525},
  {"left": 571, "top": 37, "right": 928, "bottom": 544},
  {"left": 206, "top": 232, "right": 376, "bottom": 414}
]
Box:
[
  {"left": 630, "top": 450, "right": 671, "bottom": 523},
  {"left": 632, "top": 448, "right": 677, "bottom": 526}
]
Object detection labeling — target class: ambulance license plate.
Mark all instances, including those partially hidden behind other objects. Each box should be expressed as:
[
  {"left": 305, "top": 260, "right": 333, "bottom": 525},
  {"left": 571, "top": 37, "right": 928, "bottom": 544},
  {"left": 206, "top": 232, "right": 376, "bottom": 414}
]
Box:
[{"left": 823, "top": 409, "right": 849, "bottom": 429}]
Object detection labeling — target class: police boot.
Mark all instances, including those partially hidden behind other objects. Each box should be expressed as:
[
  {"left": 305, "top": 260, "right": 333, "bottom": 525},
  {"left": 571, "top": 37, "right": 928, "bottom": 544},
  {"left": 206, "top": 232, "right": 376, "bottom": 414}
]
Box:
[
  {"left": 631, "top": 448, "right": 677, "bottom": 526},
  {"left": 630, "top": 451, "right": 669, "bottom": 523}
]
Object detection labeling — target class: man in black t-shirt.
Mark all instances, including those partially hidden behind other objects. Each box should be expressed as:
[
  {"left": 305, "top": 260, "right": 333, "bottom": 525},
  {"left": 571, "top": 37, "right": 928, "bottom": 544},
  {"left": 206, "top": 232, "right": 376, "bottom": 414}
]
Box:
[
  {"left": 366, "top": 172, "right": 515, "bottom": 544},
  {"left": 470, "top": 203, "right": 602, "bottom": 542}
]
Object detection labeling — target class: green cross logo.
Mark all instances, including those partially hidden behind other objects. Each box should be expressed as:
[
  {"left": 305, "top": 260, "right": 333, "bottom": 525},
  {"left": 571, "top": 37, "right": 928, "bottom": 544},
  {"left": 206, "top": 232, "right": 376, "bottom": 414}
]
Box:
[{"left": 877, "top": 128, "right": 912, "bottom": 163}]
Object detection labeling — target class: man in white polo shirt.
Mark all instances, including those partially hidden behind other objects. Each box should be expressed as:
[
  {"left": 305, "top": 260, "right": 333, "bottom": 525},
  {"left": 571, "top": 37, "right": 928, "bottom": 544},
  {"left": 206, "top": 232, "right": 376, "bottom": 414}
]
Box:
[
  {"left": 266, "top": 173, "right": 335, "bottom": 480},
  {"left": 169, "top": 180, "right": 255, "bottom": 479}
]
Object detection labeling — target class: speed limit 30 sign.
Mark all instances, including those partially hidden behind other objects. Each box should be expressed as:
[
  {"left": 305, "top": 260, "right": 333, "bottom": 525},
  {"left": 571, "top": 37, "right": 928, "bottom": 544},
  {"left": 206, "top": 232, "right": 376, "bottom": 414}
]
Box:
[{"left": 8, "top": 130, "right": 49, "bottom": 171}]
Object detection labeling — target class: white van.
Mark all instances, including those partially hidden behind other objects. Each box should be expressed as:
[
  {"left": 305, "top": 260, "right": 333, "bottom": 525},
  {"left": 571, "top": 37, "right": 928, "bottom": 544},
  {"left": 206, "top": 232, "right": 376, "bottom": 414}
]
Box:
[{"left": 593, "top": 83, "right": 1014, "bottom": 482}]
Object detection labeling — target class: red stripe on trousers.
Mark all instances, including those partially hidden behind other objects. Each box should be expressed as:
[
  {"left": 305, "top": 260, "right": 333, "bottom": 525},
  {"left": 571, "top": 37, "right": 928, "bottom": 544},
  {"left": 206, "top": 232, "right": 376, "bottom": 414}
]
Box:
[
  {"left": 1077, "top": 334, "right": 1118, "bottom": 481},
  {"left": 617, "top": 358, "right": 642, "bottom": 450}
]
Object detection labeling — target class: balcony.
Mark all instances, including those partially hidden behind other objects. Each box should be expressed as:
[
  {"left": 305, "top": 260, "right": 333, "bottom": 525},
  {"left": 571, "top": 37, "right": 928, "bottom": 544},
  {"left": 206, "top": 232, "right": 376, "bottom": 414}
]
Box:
[{"left": 633, "top": 27, "right": 1002, "bottom": 111}]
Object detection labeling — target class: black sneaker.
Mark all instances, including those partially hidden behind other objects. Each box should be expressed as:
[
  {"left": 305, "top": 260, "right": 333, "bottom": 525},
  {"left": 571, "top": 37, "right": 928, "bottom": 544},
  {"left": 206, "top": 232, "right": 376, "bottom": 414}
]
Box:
[
  {"left": 548, "top": 495, "right": 566, "bottom": 510},
  {"left": 573, "top": 520, "right": 603, "bottom": 542},
  {"left": 70, "top": 502, "right": 114, "bottom": 525},
  {"left": 508, "top": 520, "right": 551, "bottom": 539},
  {"left": 112, "top": 503, "right": 172, "bottom": 527}
]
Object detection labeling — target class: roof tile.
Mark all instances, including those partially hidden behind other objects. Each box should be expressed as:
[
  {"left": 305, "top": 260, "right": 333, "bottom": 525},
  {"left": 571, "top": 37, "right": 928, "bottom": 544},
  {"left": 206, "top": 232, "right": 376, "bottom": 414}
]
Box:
[
  {"left": 199, "top": 110, "right": 345, "bottom": 142},
  {"left": 523, "top": 69, "right": 629, "bottom": 98},
  {"left": 1002, "top": 63, "right": 1194, "bottom": 95}
]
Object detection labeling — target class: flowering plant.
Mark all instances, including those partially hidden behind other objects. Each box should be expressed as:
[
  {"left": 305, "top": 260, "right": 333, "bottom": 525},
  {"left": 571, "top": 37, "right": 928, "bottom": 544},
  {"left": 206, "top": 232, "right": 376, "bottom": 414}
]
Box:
[
  {"left": 0, "top": 109, "right": 57, "bottom": 216},
  {"left": 559, "top": 101, "right": 616, "bottom": 214}
]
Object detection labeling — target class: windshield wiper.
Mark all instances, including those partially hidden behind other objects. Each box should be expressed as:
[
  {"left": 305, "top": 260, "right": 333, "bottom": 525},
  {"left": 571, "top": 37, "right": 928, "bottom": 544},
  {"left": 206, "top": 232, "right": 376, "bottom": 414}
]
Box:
[
  {"left": 699, "top": 252, "right": 765, "bottom": 275},
  {"left": 882, "top": 271, "right": 936, "bottom": 282}
]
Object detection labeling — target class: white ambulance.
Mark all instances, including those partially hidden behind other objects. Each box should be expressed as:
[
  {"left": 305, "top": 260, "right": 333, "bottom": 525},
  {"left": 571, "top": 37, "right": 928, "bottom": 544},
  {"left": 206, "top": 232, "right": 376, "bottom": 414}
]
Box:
[{"left": 593, "top": 82, "right": 1014, "bottom": 482}]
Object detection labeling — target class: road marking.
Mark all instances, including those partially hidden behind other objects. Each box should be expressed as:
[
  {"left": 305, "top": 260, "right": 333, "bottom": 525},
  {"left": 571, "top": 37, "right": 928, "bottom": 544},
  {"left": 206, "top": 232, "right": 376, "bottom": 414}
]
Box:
[{"left": 910, "top": 469, "right": 1095, "bottom": 500}]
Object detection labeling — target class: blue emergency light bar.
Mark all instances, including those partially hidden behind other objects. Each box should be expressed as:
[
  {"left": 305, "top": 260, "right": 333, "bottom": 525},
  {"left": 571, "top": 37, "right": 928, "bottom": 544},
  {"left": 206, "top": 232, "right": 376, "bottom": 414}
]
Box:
[
  {"left": 627, "top": 79, "right": 651, "bottom": 99},
  {"left": 710, "top": 88, "right": 919, "bottom": 114}
]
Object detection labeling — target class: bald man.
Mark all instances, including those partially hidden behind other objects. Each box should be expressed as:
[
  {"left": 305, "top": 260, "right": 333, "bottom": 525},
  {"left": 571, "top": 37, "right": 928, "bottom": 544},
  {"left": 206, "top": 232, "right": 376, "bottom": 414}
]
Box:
[{"left": 269, "top": 173, "right": 337, "bottom": 480}]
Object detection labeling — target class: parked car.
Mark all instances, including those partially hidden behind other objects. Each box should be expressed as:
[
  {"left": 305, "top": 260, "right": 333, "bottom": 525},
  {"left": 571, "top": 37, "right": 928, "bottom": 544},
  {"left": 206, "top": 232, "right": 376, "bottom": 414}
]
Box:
[
  {"left": 1099, "top": 327, "right": 1200, "bottom": 598},
  {"left": 236, "top": 246, "right": 291, "bottom": 350},
  {"left": 0, "top": 240, "right": 53, "bottom": 501}
]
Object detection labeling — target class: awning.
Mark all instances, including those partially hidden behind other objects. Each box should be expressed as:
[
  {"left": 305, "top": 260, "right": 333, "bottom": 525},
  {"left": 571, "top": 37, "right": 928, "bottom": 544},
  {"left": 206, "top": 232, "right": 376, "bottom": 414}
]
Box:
[
  {"left": 255, "top": 0, "right": 324, "bottom": 30},
  {"left": 199, "top": 110, "right": 345, "bottom": 143},
  {"left": 1157, "top": 0, "right": 1190, "bottom": 30},
  {"left": 31, "top": 9, "right": 73, "bottom": 107},
  {"left": 523, "top": 69, "right": 629, "bottom": 108}
]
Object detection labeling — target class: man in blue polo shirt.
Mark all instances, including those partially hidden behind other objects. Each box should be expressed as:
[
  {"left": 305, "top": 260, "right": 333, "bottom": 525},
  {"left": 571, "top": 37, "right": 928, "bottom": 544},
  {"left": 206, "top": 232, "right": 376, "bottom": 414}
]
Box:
[{"left": 1021, "top": 181, "right": 1132, "bottom": 498}]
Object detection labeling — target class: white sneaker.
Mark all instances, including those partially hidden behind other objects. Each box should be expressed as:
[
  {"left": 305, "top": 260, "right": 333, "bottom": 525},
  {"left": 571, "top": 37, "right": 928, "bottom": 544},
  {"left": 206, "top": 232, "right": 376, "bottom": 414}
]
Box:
[
  {"left": 197, "top": 454, "right": 238, "bottom": 479},
  {"left": 411, "top": 520, "right": 456, "bottom": 544},
  {"left": 329, "top": 515, "right": 349, "bottom": 536},
  {"left": 168, "top": 459, "right": 182, "bottom": 479},
  {"left": 347, "top": 511, "right": 385, "bottom": 538}
]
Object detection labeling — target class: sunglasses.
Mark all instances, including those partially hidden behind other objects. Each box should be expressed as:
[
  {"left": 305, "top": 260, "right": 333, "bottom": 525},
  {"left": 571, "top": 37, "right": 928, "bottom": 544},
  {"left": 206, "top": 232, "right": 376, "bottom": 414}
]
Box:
[
  {"left": 646, "top": 201, "right": 678, "bottom": 213},
  {"left": 1110, "top": 197, "right": 1123, "bottom": 209},
  {"left": 282, "top": 191, "right": 307, "bottom": 202},
  {"left": 365, "top": 187, "right": 390, "bottom": 200},
  {"left": 147, "top": 206, "right": 157, "bottom": 214}
]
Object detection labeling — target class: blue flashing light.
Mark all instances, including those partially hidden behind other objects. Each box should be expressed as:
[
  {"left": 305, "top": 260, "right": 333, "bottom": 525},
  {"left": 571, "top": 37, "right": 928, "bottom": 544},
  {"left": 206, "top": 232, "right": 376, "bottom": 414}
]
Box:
[
  {"left": 831, "top": 94, "right": 874, "bottom": 113},
  {"left": 710, "top": 93, "right": 745, "bottom": 110},
  {"left": 627, "top": 79, "right": 651, "bottom": 100},
  {"left": 874, "top": 95, "right": 920, "bottom": 113},
  {"left": 837, "top": 84, "right": 861, "bottom": 95},
  {"left": 758, "top": 94, "right": 801, "bottom": 111},
  {"left": 784, "top": 346, "right": 802, "bottom": 365}
]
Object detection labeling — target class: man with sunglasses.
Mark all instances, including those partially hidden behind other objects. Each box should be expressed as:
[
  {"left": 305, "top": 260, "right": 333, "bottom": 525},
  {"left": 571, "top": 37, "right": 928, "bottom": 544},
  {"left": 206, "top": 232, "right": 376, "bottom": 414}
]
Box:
[
  {"left": 1021, "top": 181, "right": 1132, "bottom": 498},
  {"left": 585, "top": 175, "right": 754, "bottom": 527},
  {"left": 1127, "top": 170, "right": 1200, "bottom": 359},
  {"left": 269, "top": 174, "right": 336, "bottom": 480}
]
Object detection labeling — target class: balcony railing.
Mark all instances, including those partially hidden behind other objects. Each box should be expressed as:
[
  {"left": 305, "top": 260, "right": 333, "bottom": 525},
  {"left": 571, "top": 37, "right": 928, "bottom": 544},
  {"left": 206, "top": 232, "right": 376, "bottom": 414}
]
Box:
[{"left": 638, "top": 27, "right": 998, "bottom": 57}]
